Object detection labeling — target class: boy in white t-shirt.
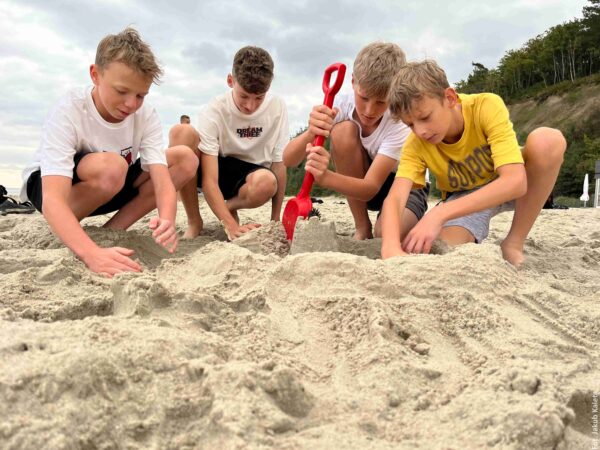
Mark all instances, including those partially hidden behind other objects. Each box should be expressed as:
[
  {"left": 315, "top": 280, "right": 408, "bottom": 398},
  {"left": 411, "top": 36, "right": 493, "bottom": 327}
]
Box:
[
  {"left": 169, "top": 46, "right": 289, "bottom": 239},
  {"left": 283, "top": 42, "right": 428, "bottom": 240},
  {"left": 21, "top": 28, "right": 198, "bottom": 277}
]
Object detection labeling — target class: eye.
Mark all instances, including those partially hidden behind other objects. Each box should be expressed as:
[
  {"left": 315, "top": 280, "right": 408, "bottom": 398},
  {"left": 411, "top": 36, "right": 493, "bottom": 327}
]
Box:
[{"left": 116, "top": 89, "right": 126, "bottom": 95}]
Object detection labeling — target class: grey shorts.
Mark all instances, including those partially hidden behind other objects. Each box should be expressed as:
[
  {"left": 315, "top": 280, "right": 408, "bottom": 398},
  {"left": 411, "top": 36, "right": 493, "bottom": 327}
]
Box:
[{"left": 442, "top": 188, "right": 515, "bottom": 243}]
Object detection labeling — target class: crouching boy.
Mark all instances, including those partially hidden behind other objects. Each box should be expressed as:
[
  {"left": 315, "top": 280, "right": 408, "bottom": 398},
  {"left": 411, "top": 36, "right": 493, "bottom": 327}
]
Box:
[
  {"left": 381, "top": 60, "right": 566, "bottom": 266},
  {"left": 21, "top": 27, "right": 198, "bottom": 277}
]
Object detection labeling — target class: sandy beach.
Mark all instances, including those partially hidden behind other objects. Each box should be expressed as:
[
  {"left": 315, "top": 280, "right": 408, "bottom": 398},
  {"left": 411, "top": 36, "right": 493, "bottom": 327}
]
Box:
[{"left": 0, "top": 197, "right": 598, "bottom": 449}]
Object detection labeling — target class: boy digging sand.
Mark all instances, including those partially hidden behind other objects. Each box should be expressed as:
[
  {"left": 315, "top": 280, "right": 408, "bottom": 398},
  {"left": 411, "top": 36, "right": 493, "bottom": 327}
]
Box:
[
  {"left": 283, "top": 42, "right": 428, "bottom": 240},
  {"left": 381, "top": 60, "right": 566, "bottom": 266},
  {"left": 170, "top": 46, "right": 289, "bottom": 239},
  {"left": 21, "top": 27, "right": 198, "bottom": 277}
]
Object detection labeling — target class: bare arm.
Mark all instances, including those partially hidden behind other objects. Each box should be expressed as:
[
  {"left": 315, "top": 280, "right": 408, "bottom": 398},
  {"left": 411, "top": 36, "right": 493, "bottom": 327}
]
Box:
[
  {"left": 305, "top": 145, "right": 397, "bottom": 201},
  {"left": 41, "top": 175, "right": 141, "bottom": 276},
  {"left": 380, "top": 177, "right": 414, "bottom": 259},
  {"left": 270, "top": 161, "right": 286, "bottom": 221},
  {"left": 283, "top": 105, "right": 337, "bottom": 167},
  {"left": 147, "top": 164, "right": 178, "bottom": 252}
]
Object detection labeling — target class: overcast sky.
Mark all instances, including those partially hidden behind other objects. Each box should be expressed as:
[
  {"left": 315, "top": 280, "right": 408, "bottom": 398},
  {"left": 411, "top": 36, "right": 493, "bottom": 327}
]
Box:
[{"left": 0, "top": 0, "right": 588, "bottom": 189}]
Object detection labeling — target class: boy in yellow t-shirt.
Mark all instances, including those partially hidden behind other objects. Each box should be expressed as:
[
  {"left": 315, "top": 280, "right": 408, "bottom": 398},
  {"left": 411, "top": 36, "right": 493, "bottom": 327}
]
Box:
[{"left": 381, "top": 60, "right": 566, "bottom": 266}]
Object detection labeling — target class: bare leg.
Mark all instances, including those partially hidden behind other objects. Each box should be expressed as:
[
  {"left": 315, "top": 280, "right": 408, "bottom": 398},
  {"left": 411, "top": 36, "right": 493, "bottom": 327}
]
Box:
[
  {"left": 330, "top": 121, "right": 372, "bottom": 240},
  {"left": 168, "top": 124, "right": 203, "bottom": 238},
  {"left": 501, "top": 127, "right": 566, "bottom": 266},
  {"left": 438, "top": 226, "right": 476, "bottom": 246},
  {"left": 69, "top": 153, "right": 129, "bottom": 220},
  {"left": 104, "top": 145, "right": 198, "bottom": 230},
  {"left": 225, "top": 169, "right": 277, "bottom": 218},
  {"left": 374, "top": 208, "right": 419, "bottom": 239}
]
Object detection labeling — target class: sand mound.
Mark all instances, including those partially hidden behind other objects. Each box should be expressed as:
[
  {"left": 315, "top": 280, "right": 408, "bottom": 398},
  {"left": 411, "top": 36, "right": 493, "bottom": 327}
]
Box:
[{"left": 0, "top": 199, "right": 599, "bottom": 449}]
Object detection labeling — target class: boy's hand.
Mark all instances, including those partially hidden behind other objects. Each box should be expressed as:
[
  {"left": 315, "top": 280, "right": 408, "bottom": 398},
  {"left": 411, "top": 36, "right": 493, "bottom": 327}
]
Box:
[
  {"left": 307, "top": 105, "right": 338, "bottom": 140},
  {"left": 402, "top": 209, "right": 444, "bottom": 254},
  {"left": 82, "top": 247, "right": 142, "bottom": 278},
  {"left": 222, "top": 221, "right": 261, "bottom": 240},
  {"left": 381, "top": 243, "right": 407, "bottom": 259},
  {"left": 149, "top": 216, "right": 178, "bottom": 253},
  {"left": 305, "top": 144, "right": 330, "bottom": 182}
]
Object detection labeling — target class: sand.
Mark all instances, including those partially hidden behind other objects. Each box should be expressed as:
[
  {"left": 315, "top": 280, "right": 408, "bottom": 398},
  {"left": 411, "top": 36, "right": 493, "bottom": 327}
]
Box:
[{"left": 0, "top": 197, "right": 599, "bottom": 450}]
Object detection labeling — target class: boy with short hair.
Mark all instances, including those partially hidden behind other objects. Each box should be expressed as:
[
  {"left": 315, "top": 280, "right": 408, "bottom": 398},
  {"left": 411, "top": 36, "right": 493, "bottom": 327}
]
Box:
[
  {"left": 170, "top": 46, "right": 289, "bottom": 240},
  {"left": 180, "top": 114, "right": 191, "bottom": 124},
  {"left": 21, "top": 27, "right": 198, "bottom": 277},
  {"left": 283, "top": 42, "right": 428, "bottom": 240},
  {"left": 381, "top": 60, "right": 566, "bottom": 266}
]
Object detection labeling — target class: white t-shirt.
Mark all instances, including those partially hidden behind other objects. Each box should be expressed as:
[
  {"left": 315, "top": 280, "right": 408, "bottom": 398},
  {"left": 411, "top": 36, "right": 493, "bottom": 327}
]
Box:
[
  {"left": 333, "top": 92, "right": 410, "bottom": 166},
  {"left": 21, "top": 86, "right": 166, "bottom": 201},
  {"left": 198, "top": 92, "right": 289, "bottom": 167}
]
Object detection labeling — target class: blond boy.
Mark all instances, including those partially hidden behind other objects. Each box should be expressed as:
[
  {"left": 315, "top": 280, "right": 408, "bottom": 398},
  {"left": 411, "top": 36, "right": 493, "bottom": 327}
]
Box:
[
  {"left": 170, "top": 46, "right": 289, "bottom": 239},
  {"left": 381, "top": 60, "right": 566, "bottom": 265},
  {"left": 21, "top": 28, "right": 198, "bottom": 276},
  {"left": 283, "top": 42, "right": 428, "bottom": 240}
]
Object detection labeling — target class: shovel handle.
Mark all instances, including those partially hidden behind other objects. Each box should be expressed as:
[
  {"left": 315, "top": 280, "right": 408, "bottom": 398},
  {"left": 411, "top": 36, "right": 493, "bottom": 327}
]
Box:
[
  {"left": 299, "top": 63, "right": 346, "bottom": 199},
  {"left": 314, "top": 63, "right": 346, "bottom": 148}
]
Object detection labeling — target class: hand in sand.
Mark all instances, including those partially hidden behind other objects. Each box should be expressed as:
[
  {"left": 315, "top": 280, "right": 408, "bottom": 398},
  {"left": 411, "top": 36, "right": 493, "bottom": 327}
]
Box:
[
  {"left": 222, "top": 221, "right": 261, "bottom": 241},
  {"left": 82, "top": 246, "right": 141, "bottom": 278},
  {"left": 305, "top": 144, "right": 330, "bottom": 183},
  {"left": 149, "top": 217, "right": 178, "bottom": 253},
  {"left": 402, "top": 209, "right": 443, "bottom": 254}
]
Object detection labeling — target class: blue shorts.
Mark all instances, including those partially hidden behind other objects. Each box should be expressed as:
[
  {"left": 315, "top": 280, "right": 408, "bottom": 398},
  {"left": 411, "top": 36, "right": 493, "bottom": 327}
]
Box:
[{"left": 442, "top": 188, "right": 515, "bottom": 243}]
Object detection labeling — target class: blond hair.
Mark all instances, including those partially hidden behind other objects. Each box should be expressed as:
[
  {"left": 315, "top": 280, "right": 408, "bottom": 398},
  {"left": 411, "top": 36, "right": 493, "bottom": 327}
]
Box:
[
  {"left": 95, "top": 27, "right": 163, "bottom": 84},
  {"left": 232, "top": 46, "right": 274, "bottom": 94},
  {"left": 353, "top": 42, "right": 406, "bottom": 98},
  {"left": 388, "top": 60, "right": 450, "bottom": 120}
]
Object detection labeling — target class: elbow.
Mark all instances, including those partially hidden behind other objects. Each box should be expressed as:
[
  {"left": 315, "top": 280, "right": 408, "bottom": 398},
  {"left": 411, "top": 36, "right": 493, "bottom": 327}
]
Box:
[
  {"left": 513, "top": 171, "right": 527, "bottom": 198},
  {"left": 282, "top": 149, "right": 302, "bottom": 168},
  {"left": 356, "top": 185, "right": 380, "bottom": 202}
]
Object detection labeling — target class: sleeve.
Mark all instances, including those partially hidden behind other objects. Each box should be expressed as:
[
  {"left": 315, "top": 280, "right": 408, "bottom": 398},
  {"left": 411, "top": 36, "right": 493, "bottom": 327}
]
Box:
[
  {"left": 479, "top": 94, "right": 523, "bottom": 169},
  {"left": 197, "top": 106, "right": 220, "bottom": 156},
  {"left": 139, "top": 108, "right": 167, "bottom": 171},
  {"left": 395, "top": 133, "right": 428, "bottom": 188},
  {"left": 332, "top": 93, "right": 351, "bottom": 124},
  {"left": 272, "top": 99, "right": 289, "bottom": 163},
  {"left": 39, "top": 103, "right": 78, "bottom": 178},
  {"left": 377, "top": 119, "right": 411, "bottom": 161}
]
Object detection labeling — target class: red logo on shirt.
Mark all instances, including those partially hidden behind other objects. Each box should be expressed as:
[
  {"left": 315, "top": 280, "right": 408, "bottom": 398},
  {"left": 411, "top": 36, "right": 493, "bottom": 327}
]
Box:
[{"left": 120, "top": 147, "right": 133, "bottom": 165}]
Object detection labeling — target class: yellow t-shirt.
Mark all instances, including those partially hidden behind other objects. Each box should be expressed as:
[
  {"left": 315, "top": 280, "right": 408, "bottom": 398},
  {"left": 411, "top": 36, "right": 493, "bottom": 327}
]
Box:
[{"left": 396, "top": 93, "right": 524, "bottom": 198}]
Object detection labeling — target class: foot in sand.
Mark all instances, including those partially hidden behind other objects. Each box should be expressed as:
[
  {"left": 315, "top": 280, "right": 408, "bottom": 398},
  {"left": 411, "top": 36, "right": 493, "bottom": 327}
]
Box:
[
  {"left": 353, "top": 227, "right": 373, "bottom": 240},
  {"left": 500, "top": 238, "right": 525, "bottom": 267},
  {"left": 182, "top": 219, "right": 203, "bottom": 239}
]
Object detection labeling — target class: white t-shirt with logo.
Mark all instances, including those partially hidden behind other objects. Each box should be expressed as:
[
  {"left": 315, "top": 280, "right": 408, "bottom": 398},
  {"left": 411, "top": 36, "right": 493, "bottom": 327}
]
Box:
[
  {"left": 21, "top": 86, "right": 166, "bottom": 201},
  {"left": 333, "top": 92, "right": 410, "bottom": 167},
  {"left": 198, "top": 92, "right": 289, "bottom": 167}
]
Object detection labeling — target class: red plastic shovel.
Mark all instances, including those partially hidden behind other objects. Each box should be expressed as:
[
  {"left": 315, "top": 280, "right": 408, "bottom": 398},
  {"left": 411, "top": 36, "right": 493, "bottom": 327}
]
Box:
[{"left": 282, "top": 62, "right": 346, "bottom": 240}]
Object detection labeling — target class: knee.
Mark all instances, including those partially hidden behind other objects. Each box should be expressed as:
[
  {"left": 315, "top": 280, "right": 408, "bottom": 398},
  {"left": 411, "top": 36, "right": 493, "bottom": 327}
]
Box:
[
  {"left": 92, "top": 154, "right": 128, "bottom": 196},
  {"left": 168, "top": 145, "right": 199, "bottom": 180},
  {"left": 525, "top": 127, "right": 567, "bottom": 165},
  {"left": 169, "top": 124, "right": 200, "bottom": 148},
  {"left": 247, "top": 170, "right": 277, "bottom": 201},
  {"left": 330, "top": 121, "right": 360, "bottom": 159}
]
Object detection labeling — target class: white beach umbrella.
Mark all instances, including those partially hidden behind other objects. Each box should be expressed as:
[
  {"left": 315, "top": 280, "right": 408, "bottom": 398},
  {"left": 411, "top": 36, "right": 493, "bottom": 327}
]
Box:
[{"left": 580, "top": 173, "right": 589, "bottom": 206}]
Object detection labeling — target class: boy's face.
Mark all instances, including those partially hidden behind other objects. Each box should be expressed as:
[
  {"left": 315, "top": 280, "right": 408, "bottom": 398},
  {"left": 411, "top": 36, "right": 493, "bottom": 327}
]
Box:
[
  {"left": 352, "top": 77, "right": 388, "bottom": 128},
  {"left": 399, "top": 88, "right": 460, "bottom": 145},
  {"left": 227, "top": 74, "right": 266, "bottom": 115},
  {"left": 89, "top": 62, "right": 152, "bottom": 123}
]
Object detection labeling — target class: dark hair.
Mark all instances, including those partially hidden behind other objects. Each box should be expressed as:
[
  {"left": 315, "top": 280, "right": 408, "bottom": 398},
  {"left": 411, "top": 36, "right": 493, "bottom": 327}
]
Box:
[{"left": 232, "top": 46, "right": 274, "bottom": 94}]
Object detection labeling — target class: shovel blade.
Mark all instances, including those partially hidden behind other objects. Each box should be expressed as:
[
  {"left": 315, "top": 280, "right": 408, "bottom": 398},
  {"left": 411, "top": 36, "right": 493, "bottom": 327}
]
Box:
[{"left": 282, "top": 196, "right": 312, "bottom": 240}]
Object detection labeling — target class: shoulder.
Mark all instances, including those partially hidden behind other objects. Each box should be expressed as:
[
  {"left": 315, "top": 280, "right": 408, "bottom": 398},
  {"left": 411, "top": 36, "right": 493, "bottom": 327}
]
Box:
[
  {"left": 262, "top": 94, "right": 287, "bottom": 112},
  {"left": 464, "top": 92, "right": 507, "bottom": 112}
]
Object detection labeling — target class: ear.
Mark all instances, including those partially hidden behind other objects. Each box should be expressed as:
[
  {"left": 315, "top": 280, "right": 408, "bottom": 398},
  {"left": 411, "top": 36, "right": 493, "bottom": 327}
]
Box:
[
  {"left": 89, "top": 64, "right": 100, "bottom": 86},
  {"left": 444, "top": 87, "right": 459, "bottom": 107},
  {"left": 227, "top": 74, "right": 234, "bottom": 88}
]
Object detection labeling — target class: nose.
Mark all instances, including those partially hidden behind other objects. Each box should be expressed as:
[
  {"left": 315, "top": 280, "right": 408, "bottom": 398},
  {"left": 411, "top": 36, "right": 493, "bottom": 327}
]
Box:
[{"left": 124, "top": 95, "right": 137, "bottom": 110}]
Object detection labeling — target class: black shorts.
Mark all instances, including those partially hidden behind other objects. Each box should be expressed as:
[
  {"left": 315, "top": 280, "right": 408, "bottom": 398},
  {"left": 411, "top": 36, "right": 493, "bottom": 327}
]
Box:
[
  {"left": 367, "top": 172, "right": 429, "bottom": 220},
  {"left": 198, "top": 156, "right": 274, "bottom": 200},
  {"left": 26, "top": 153, "right": 144, "bottom": 216}
]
